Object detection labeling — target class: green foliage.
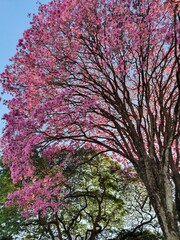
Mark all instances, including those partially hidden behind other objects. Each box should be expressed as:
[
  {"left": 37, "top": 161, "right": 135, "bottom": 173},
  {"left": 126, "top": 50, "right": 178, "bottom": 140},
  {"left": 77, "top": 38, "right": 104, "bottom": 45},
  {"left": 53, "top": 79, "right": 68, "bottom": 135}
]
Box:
[
  {"left": 0, "top": 160, "right": 25, "bottom": 239},
  {"left": 0, "top": 153, "right": 163, "bottom": 239},
  {"left": 59, "top": 153, "right": 126, "bottom": 238},
  {"left": 115, "top": 229, "right": 164, "bottom": 240}
]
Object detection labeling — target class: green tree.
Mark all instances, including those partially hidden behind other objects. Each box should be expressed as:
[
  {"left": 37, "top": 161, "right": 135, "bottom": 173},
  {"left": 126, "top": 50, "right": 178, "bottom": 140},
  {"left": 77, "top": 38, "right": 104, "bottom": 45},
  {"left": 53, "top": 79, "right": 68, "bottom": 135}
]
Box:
[
  {"left": 1, "top": 153, "right": 163, "bottom": 239},
  {"left": 31, "top": 150, "right": 162, "bottom": 239}
]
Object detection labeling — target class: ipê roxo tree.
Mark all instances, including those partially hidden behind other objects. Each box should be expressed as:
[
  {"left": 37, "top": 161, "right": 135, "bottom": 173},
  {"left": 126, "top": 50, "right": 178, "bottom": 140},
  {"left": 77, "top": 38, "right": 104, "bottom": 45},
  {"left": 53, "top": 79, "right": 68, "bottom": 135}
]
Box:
[{"left": 0, "top": 0, "right": 180, "bottom": 239}]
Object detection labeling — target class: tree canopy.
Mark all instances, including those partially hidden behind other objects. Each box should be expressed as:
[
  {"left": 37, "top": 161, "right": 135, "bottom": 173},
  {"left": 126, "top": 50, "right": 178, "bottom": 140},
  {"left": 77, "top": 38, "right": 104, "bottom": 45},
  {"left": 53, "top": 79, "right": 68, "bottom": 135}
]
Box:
[{"left": 0, "top": 0, "right": 180, "bottom": 239}]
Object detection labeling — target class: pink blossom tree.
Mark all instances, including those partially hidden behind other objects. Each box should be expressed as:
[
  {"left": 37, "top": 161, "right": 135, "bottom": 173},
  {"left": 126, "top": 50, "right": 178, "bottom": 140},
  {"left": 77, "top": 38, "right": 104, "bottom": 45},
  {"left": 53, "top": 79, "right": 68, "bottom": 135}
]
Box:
[{"left": 1, "top": 0, "right": 180, "bottom": 239}]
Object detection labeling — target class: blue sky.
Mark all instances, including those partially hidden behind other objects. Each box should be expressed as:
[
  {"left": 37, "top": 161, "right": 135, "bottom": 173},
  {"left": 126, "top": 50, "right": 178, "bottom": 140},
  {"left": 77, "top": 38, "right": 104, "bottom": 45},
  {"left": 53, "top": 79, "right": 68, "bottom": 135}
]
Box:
[{"left": 0, "top": 0, "right": 49, "bottom": 135}]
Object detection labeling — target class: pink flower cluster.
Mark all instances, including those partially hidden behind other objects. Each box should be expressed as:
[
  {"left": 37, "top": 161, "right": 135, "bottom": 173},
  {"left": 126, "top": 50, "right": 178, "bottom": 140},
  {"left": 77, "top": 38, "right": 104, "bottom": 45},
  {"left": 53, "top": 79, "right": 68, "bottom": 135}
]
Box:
[{"left": 6, "top": 170, "right": 67, "bottom": 218}]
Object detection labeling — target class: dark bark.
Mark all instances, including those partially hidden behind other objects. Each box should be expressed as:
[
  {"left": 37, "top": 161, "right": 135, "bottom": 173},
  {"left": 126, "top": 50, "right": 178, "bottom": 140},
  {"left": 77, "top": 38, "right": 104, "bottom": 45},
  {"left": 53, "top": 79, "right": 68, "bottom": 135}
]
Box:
[{"left": 173, "top": 171, "right": 180, "bottom": 221}]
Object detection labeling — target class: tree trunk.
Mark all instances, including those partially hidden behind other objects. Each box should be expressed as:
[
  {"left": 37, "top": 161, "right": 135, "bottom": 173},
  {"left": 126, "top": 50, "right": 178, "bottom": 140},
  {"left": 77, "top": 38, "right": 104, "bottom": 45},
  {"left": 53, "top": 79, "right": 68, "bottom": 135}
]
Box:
[
  {"left": 152, "top": 196, "right": 180, "bottom": 240},
  {"left": 136, "top": 159, "right": 180, "bottom": 240}
]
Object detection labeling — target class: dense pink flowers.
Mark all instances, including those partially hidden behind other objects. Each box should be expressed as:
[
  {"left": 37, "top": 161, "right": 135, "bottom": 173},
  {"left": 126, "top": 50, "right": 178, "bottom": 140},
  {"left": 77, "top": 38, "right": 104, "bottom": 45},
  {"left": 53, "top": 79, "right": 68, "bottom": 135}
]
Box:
[{"left": 6, "top": 169, "right": 67, "bottom": 218}]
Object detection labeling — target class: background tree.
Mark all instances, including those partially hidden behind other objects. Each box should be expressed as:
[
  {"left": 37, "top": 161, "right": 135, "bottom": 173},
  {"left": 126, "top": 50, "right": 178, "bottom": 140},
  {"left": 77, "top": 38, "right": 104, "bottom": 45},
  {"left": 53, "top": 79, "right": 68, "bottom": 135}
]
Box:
[
  {"left": 1, "top": 153, "right": 161, "bottom": 239},
  {"left": 0, "top": 0, "right": 180, "bottom": 239}
]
